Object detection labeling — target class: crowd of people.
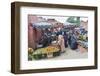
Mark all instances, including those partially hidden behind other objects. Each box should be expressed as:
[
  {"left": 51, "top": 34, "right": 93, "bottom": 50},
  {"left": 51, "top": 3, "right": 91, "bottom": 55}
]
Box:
[{"left": 37, "top": 27, "right": 79, "bottom": 53}]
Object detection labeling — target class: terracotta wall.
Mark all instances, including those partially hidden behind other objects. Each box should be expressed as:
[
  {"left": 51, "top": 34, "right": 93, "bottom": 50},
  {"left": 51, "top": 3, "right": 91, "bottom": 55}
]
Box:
[
  {"left": 28, "top": 24, "right": 36, "bottom": 49},
  {"left": 28, "top": 15, "right": 43, "bottom": 50},
  {"left": 28, "top": 24, "right": 43, "bottom": 49},
  {"left": 28, "top": 15, "right": 38, "bottom": 24}
]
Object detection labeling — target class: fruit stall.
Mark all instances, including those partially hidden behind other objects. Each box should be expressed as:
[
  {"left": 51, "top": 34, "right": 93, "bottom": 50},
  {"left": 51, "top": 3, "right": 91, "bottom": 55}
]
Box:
[
  {"left": 28, "top": 46, "right": 61, "bottom": 60},
  {"left": 77, "top": 32, "right": 88, "bottom": 53}
]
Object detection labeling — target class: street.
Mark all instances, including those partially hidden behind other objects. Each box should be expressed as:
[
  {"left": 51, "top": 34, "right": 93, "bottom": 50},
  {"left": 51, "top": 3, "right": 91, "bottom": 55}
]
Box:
[{"left": 46, "top": 47, "right": 88, "bottom": 60}]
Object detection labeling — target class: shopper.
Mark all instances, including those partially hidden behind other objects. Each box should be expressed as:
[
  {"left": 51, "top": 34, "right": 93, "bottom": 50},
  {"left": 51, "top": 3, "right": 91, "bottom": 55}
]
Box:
[
  {"left": 63, "top": 32, "right": 68, "bottom": 48},
  {"left": 68, "top": 32, "right": 72, "bottom": 46},
  {"left": 42, "top": 34, "right": 48, "bottom": 47}
]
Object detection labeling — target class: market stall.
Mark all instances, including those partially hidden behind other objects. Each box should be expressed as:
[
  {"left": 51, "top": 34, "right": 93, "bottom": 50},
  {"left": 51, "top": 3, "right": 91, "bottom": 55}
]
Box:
[{"left": 28, "top": 45, "right": 61, "bottom": 60}]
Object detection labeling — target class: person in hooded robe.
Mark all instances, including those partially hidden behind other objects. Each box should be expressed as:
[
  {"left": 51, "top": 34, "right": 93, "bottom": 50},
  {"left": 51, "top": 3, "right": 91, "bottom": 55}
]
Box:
[{"left": 63, "top": 32, "right": 68, "bottom": 48}]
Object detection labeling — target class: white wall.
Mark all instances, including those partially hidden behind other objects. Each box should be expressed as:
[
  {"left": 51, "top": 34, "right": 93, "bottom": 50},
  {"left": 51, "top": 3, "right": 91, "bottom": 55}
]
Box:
[{"left": 0, "top": 0, "right": 100, "bottom": 76}]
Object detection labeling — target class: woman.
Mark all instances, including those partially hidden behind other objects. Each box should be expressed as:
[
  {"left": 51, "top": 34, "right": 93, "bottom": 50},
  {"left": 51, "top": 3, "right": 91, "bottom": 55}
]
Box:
[{"left": 58, "top": 35, "right": 65, "bottom": 53}]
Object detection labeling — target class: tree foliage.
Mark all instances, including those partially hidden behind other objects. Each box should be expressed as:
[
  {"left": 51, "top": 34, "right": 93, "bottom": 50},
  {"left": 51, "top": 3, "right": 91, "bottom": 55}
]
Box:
[{"left": 67, "top": 17, "right": 80, "bottom": 26}]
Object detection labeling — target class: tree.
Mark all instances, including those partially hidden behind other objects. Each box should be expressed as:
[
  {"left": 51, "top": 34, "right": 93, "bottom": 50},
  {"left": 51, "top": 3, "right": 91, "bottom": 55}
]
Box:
[{"left": 67, "top": 17, "right": 80, "bottom": 26}]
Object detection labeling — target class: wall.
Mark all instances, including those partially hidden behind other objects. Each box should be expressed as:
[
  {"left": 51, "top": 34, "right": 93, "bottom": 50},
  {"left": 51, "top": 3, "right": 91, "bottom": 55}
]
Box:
[{"left": 0, "top": 0, "right": 100, "bottom": 76}]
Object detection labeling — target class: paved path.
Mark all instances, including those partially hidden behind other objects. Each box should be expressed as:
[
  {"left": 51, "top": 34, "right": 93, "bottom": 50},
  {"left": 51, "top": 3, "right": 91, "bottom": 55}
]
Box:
[
  {"left": 49, "top": 47, "right": 88, "bottom": 60},
  {"left": 33, "top": 47, "right": 88, "bottom": 61}
]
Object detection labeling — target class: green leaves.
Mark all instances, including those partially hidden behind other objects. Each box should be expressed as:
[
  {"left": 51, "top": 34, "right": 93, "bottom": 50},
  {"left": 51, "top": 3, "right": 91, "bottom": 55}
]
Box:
[{"left": 67, "top": 17, "right": 80, "bottom": 26}]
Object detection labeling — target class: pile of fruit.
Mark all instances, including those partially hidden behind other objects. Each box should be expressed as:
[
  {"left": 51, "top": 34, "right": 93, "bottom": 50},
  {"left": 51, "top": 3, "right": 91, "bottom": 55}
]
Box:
[
  {"left": 28, "top": 46, "right": 60, "bottom": 60},
  {"left": 34, "top": 46, "right": 59, "bottom": 54},
  {"left": 78, "top": 35, "right": 88, "bottom": 42}
]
